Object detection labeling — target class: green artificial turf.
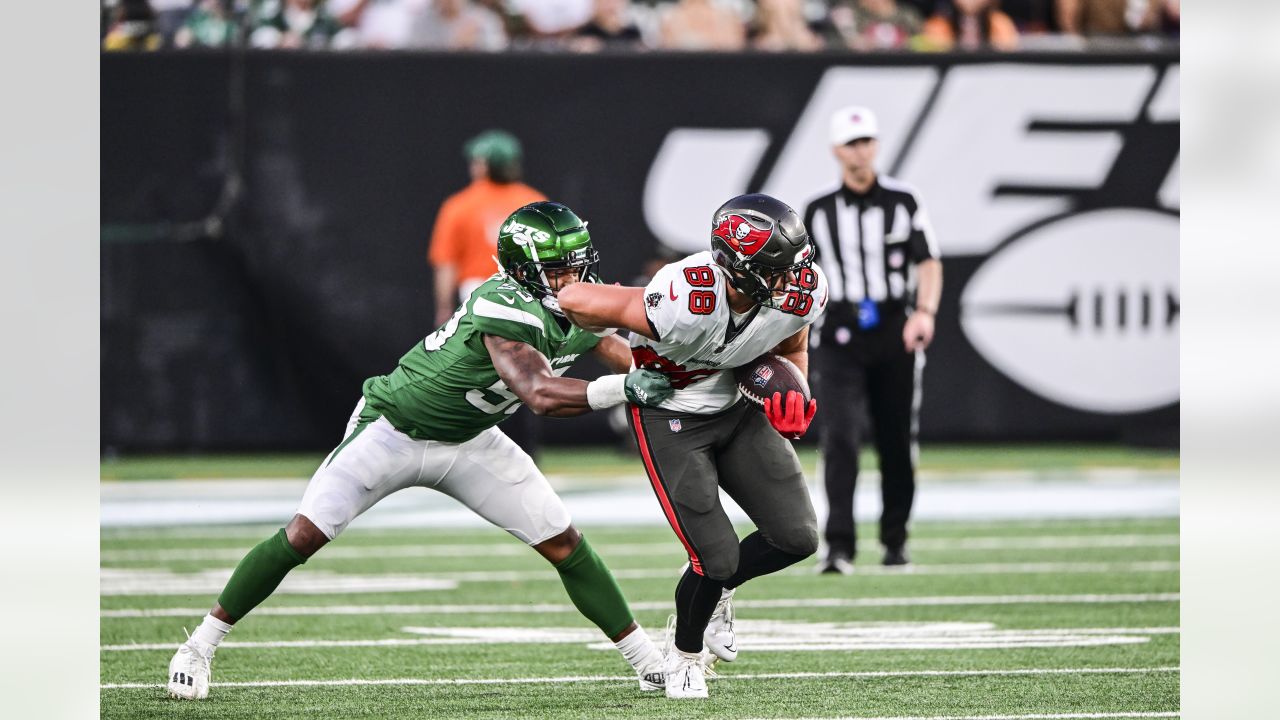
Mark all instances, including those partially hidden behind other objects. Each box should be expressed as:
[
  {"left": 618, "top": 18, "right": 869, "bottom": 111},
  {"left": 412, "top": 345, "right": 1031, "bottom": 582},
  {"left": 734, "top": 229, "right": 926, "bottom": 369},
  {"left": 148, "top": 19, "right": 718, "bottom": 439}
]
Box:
[{"left": 101, "top": 518, "right": 1179, "bottom": 719}]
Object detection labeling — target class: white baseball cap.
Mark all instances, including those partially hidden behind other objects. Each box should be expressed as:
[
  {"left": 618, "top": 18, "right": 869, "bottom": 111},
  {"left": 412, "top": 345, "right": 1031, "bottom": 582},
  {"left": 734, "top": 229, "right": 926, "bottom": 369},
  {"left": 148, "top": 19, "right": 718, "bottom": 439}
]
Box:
[{"left": 829, "top": 106, "right": 878, "bottom": 146}]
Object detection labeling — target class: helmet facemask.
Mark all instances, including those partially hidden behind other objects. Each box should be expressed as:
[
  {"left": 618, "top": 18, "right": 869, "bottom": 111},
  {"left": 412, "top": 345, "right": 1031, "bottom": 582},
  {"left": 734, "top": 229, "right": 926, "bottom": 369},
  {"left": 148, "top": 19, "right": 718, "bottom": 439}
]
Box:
[
  {"left": 720, "top": 255, "right": 816, "bottom": 309},
  {"left": 511, "top": 248, "right": 601, "bottom": 301}
]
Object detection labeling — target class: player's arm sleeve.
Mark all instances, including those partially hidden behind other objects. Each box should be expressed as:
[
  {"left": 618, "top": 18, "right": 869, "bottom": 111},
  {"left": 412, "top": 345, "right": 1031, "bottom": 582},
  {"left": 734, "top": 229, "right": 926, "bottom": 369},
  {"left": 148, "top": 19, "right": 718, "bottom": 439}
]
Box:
[
  {"left": 470, "top": 295, "right": 545, "bottom": 347},
  {"left": 427, "top": 198, "right": 463, "bottom": 268},
  {"left": 907, "top": 194, "right": 941, "bottom": 263}
]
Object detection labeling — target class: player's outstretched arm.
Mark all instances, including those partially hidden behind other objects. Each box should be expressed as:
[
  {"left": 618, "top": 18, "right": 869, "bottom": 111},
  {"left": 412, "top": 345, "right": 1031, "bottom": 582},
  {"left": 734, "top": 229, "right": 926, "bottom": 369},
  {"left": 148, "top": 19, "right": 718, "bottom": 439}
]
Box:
[
  {"left": 486, "top": 334, "right": 594, "bottom": 417},
  {"left": 484, "top": 335, "right": 673, "bottom": 417},
  {"left": 558, "top": 284, "right": 657, "bottom": 340}
]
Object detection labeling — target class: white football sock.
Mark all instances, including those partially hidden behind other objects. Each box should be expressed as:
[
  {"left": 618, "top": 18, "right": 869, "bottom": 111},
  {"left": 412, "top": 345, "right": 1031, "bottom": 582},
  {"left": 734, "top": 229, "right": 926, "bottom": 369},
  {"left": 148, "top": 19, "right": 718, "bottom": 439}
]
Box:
[
  {"left": 721, "top": 587, "right": 735, "bottom": 601},
  {"left": 191, "top": 614, "right": 233, "bottom": 648},
  {"left": 614, "top": 625, "right": 662, "bottom": 671}
]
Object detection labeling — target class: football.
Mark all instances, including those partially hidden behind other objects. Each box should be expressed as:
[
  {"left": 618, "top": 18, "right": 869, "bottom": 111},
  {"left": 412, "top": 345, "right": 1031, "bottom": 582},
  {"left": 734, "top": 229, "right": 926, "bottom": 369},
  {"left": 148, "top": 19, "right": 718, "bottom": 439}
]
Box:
[{"left": 733, "top": 353, "right": 810, "bottom": 409}]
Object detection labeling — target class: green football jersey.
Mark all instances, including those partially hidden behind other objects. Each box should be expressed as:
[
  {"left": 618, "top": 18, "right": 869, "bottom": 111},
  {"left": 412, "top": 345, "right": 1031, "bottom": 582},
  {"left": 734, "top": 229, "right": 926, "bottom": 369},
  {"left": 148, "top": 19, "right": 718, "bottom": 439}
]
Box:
[{"left": 361, "top": 275, "right": 602, "bottom": 443}]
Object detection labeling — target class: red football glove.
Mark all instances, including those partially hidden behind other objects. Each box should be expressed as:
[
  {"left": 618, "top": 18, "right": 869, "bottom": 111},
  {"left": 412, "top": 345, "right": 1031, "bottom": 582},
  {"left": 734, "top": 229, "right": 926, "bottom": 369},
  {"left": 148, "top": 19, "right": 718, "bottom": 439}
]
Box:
[{"left": 763, "top": 391, "right": 818, "bottom": 440}]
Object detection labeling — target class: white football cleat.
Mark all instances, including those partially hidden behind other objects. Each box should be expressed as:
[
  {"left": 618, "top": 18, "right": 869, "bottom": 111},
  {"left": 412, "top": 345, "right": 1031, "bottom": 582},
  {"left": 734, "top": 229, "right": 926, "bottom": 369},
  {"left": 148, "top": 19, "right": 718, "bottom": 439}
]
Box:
[
  {"left": 704, "top": 587, "right": 738, "bottom": 662},
  {"left": 663, "top": 649, "right": 709, "bottom": 699},
  {"left": 636, "top": 657, "right": 665, "bottom": 692},
  {"left": 167, "top": 637, "right": 215, "bottom": 700},
  {"left": 701, "top": 650, "right": 721, "bottom": 678}
]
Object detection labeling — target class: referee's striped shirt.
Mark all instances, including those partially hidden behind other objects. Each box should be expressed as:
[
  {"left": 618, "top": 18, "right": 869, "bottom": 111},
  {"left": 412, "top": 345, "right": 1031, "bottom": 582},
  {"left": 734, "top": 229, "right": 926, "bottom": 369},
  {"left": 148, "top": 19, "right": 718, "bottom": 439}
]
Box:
[{"left": 802, "top": 176, "right": 940, "bottom": 307}]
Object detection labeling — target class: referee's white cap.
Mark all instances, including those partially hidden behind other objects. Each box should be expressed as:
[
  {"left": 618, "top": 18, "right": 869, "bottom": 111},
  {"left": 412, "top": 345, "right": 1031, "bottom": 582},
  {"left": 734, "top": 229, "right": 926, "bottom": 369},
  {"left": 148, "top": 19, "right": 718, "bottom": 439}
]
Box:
[{"left": 829, "top": 106, "right": 878, "bottom": 146}]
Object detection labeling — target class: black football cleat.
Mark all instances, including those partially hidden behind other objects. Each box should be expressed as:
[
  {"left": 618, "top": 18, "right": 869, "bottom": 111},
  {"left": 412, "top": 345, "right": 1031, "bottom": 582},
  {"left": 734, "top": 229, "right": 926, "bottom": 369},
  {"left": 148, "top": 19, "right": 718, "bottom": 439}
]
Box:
[{"left": 882, "top": 545, "right": 911, "bottom": 567}]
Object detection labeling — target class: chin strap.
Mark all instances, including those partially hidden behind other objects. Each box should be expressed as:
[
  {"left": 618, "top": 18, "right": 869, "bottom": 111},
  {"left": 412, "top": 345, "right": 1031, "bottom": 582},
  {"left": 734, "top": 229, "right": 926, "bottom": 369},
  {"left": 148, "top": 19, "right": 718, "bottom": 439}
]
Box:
[{"left": 541, "top": 294, "right": 564, "bottom": 316}]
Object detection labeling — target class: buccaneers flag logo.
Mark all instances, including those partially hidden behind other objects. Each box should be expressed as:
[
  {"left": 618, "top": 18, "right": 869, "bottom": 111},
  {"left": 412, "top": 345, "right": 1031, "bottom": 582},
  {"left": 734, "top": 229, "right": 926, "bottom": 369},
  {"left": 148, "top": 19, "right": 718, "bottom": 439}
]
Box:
[{"left": 713, "top": 214, "right": 773, "bottom": 256}]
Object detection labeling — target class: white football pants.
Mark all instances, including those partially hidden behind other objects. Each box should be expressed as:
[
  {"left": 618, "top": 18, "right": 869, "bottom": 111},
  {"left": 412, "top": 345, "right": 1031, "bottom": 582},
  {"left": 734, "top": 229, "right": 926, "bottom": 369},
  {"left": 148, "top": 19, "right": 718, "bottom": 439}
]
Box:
[{"left": 296, "top": 398, "right": 572, "bottom": 545}]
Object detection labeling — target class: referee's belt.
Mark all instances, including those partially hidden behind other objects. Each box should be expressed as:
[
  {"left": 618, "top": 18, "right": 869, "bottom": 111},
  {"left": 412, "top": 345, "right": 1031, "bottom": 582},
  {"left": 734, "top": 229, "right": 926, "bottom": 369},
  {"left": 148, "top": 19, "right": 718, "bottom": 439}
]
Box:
[{"left": 825, "top": 300, "right": 909, "bottom": 320}]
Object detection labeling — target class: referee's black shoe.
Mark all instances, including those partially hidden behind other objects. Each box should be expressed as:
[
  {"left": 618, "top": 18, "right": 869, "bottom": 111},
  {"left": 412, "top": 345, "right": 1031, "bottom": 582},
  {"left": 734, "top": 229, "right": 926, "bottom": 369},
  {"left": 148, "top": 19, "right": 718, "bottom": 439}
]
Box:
[{"left": 882, "top": 545, "right": 911, "bottom": 567}]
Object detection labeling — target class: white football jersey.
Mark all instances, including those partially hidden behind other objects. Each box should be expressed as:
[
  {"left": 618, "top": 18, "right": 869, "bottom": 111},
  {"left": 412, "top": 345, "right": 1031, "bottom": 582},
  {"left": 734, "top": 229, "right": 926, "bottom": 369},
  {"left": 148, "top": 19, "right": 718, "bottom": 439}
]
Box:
[{"left": 630, "top": 251, "right": 828, "bottom": 414}]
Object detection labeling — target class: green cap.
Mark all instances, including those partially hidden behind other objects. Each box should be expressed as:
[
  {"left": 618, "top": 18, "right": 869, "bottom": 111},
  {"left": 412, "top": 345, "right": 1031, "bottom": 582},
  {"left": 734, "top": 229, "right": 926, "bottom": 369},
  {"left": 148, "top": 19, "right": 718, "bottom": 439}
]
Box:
[{"left": 464, "top": 130, "right": 522, "bottom": 167}]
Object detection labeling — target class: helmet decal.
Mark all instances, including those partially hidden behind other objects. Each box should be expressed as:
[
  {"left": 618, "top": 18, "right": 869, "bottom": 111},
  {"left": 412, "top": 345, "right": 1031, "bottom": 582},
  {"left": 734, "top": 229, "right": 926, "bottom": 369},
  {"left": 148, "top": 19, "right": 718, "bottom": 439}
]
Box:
[
  {"left": 712, "top": 213, "right": 772, "bottom": 257},
  {"left": 501, "top": 219, "right": 551, "bottom": 247}
]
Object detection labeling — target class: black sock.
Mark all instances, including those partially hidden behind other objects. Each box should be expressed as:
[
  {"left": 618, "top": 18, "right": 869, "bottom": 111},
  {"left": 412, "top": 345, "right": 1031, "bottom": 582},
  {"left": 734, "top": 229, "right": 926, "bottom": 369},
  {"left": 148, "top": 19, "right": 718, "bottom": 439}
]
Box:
[
  {"left": 673, "top": 566, "right": 724, "bottom": 653},
  {"left": 724, "top": 531, "right": 810, "bottom": 590}
]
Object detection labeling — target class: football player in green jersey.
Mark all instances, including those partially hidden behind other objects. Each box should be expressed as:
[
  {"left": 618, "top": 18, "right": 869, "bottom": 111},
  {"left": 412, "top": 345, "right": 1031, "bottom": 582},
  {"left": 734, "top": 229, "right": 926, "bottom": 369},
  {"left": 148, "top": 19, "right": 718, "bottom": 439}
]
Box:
[{"left": 167, "top": 202, "right": 674, "bottom": 700}]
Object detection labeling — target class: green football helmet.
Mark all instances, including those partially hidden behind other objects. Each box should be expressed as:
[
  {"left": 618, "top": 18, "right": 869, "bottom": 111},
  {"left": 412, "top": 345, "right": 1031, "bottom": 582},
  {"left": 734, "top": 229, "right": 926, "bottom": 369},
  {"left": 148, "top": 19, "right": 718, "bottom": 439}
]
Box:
[{"left": 496, "top": 202, "right": 600, "bottom": 304}]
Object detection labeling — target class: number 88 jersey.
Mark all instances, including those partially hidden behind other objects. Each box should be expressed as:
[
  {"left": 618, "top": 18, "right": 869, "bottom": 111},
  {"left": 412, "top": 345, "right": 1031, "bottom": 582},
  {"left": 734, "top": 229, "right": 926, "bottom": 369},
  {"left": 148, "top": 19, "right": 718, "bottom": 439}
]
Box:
[{"left": 631, "top": 251, "right": 828, "bottom": 414}]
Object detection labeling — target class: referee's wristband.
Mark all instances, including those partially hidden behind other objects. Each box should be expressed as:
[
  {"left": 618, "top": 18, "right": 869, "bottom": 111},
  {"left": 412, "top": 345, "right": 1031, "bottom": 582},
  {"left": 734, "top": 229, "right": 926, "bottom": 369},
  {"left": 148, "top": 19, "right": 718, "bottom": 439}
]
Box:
[{"left": 586, "top": 374, "right": 628, "bottom": 410}]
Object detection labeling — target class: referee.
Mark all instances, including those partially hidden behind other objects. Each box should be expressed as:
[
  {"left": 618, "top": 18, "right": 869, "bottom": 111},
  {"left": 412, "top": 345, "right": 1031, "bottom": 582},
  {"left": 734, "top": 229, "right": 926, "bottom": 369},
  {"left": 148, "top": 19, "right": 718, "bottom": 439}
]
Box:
[{"left": 803, "top": 105, "right": 942, "bottom": 574}]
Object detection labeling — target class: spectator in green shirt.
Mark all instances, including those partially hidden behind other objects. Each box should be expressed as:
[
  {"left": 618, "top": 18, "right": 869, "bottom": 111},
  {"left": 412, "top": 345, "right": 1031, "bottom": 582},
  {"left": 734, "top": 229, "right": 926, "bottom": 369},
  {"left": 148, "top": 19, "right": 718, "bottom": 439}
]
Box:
[{"left": 175, "top": 0, "right": 238, "bottom": 48}]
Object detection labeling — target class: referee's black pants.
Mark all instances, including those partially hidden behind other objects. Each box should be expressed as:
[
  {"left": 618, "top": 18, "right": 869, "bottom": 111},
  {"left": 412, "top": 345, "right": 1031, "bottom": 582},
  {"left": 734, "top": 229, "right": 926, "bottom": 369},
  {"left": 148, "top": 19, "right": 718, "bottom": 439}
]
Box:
[{"left": 813, "top": 309, "right": 922, "bottom": 559}]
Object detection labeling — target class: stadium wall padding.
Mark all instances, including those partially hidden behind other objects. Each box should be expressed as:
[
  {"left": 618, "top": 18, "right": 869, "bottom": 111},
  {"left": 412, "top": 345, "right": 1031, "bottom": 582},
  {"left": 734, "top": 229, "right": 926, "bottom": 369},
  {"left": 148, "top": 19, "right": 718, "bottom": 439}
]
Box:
[{"left": 102, "top": 51, "right": 1179, "bottom": 452}]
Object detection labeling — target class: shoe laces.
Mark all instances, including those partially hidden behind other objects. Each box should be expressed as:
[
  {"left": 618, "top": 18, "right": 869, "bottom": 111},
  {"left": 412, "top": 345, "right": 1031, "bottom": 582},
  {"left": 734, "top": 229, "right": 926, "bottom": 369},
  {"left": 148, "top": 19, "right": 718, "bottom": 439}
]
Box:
[
  {"left": 662, "top": 613, "right": 677, "bottom": 657},
  {"left": 671, "top": 650, "right": 701, "bottom": 675},
  {"left": 714, "top": 591, "right": 735, "bottom": 628},
  {"left": 701, "top": 652, "right": 720, "bottom": 680},
  {"left": 180, "top": 633, "right": 215, "bottom": 661}
]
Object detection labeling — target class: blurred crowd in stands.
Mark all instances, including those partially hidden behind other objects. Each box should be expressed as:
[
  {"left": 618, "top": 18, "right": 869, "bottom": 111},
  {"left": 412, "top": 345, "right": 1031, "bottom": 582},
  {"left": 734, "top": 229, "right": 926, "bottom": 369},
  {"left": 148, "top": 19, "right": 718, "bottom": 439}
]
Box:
[{"left": 102, "top": 0, "right": 1179, "bottom": 53}]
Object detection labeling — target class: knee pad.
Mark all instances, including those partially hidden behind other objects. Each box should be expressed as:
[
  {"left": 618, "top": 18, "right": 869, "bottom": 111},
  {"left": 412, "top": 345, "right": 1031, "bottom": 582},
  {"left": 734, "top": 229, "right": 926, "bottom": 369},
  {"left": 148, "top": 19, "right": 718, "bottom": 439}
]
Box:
[
  {"left": 775, "top": 523, "right": 820, "bottom": 559},
  {"left": 698, "top": 546, "right": 740, "bottom": 582}
]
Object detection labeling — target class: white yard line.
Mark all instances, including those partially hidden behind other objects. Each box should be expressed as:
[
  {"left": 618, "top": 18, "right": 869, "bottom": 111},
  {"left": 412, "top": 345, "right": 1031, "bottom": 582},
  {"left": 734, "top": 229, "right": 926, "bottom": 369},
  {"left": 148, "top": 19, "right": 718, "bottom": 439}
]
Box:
[
  {"left": 99, "top": 534, "right": 1180, "bottom": 562},
  {"left": 747, "top": 707, "right": 1177, "bottom": 712},
  {"left": 98, "top": 561, "right": 1180, "bottom": 596},
  {"left": 100, "top": 473, "right": 1179, "bottom": 528},
  {"left": 101, "top": 665, "right": 1179, "bottom": 690},
  {"left": 106, "top": 638, "right": 516, "bottom": 651},
  {"left": 101, "top": 625, "right": 1180, "bottom": 652},
  {"left": 101, "top": 518, "right": 1177, "bottom": 542},
  {"left": 98, "top": 568, "right": 457, "bottom": 596},
  {"left": 101, "top": 592, "right": 1181, "bottom": 618},
  {"left": 765, "top": 562, "right": 1180, "bottom": 577}
]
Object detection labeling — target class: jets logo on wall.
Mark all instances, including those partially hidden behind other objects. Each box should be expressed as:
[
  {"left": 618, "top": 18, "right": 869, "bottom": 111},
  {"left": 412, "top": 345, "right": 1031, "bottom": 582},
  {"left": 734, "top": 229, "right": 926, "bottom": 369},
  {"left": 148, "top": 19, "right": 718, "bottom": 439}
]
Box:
[{"left": 644, "top": 62, "right": 1179, "bottom": 415}]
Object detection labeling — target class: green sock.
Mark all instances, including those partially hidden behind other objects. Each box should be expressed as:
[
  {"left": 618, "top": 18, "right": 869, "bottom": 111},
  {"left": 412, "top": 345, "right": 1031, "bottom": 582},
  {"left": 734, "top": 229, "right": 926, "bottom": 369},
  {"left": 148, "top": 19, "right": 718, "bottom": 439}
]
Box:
[
  {"left": 216, "top": 528, "right": 307, "bottom": 620},
  {"left": 554, "top": 535, "right": 635, "bottom": 639}
]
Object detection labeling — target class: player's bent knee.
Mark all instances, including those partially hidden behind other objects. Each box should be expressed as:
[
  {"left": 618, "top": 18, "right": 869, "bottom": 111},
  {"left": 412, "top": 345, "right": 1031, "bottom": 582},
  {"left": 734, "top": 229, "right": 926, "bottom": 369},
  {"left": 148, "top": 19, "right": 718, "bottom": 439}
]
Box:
[
  {"left": 533, "top": 526, "right": 582, "bottom": 565},
  {"left": 775, "top": 524, "right": 820, "bottom": 558},
  {"left": 764, "top": 512, "right": 819, "bottom": 558},
  {"left": 700, "top": 549, "right": 740, "bottom": 582},
  {"left": 285, "top": 514, "right": 330, "bottom": 559}
]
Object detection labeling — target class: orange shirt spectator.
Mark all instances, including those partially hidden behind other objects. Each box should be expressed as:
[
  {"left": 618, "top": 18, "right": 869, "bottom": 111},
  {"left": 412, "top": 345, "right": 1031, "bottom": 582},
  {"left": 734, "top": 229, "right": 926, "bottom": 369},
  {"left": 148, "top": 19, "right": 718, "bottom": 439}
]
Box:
[
  {"left": 428, "top": 130, "right": 546, "bottom": 325},
  {"left": 921, "top": 0, "right": 1018, "bottom": 51}
]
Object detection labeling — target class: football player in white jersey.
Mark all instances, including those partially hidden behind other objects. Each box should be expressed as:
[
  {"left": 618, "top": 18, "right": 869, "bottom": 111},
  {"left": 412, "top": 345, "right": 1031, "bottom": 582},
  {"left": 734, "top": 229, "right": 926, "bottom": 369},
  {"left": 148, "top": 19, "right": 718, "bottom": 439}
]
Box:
[{"left": 558, "top": 193, "right": 828, "bottom": 699}]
